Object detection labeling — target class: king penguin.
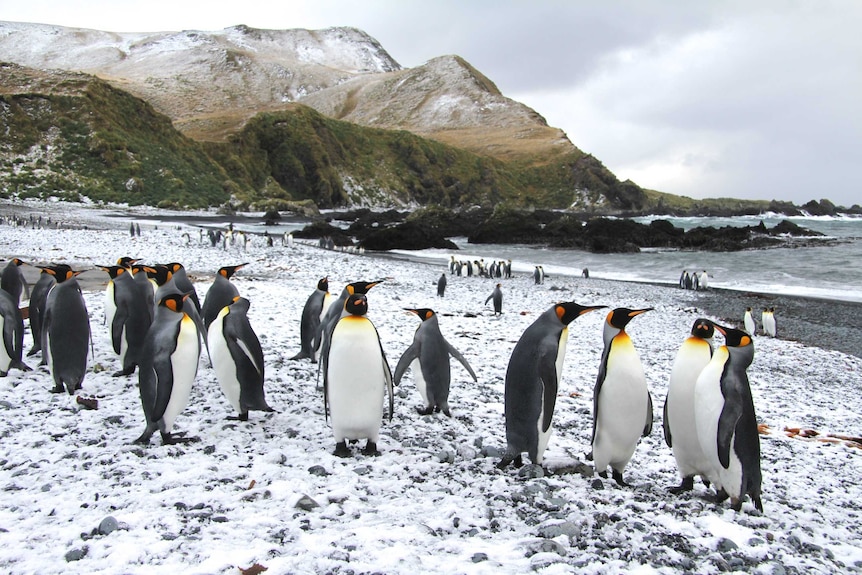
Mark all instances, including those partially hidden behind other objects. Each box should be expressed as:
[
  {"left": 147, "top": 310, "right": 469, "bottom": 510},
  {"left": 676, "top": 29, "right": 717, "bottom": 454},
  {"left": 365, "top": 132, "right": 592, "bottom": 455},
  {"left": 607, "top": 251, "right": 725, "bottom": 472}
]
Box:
[
  {"left": 393, "top": 308, "right": 478, "bottom": 416},
  {"left": 764, "top": 308, "right": 777, "bottom": 337},
  {"left": 98, "top": 264, "right": 152, "bottom": 376},
  {"left": 135, "top": 293, "right": 201, "bottom": 445},
  {"left": 318, "top": 280, "right": 383, "bottom": 380},
  {"left": 485, "top": 283, "right": 503, "bottom": 316},
  {"left": 1, "top": 258, "right": 30, "bottom": 306},
  {"left": 0, "top": 288, "right": 31, "bottom": 377},
  {"left": 591, "top": 307, "right": 653, "bottom": 485},
  {"left": 201, "top": 263, "right": 248, "bottom": 331},
  {"left": 663, "top": 317, "right": 716, "bottom": 493},
  {"left": 743, "top": 307, "right": 756, "bottom": 336},
  {"left": 498, "top": 302, "right": 606, "bottom": 468},
  {"left": 695, "top": 323, "right": 762, "bottom": 512},
  {"left": 324, "top": 293, "right": 393, "bottom": 457},
  {"left": 165, "top": 262, "right": 201, "bottom": 313},
  {"left": 208, "top": 296, "right": 273, "bottom": 420},
  {"left": 41, "top": 265, "right": 91, "bottom": 394},
  {"left": 437, "top": 273, "right": 447, "bottom": 298},
  {"left": 290, "top": 276, "right": 330, "bottom": 362},
  {"left": 26, "top": 267, "right": 55, "bottom": 360}
]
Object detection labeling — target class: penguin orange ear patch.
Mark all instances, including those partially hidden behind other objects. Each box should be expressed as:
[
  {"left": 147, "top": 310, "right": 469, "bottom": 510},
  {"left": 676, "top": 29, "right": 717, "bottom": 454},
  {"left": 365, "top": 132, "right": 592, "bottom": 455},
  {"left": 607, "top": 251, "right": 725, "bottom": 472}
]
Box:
[
  {"left": 741, "top": 335, "right": 752, "bottom": 347},
  {"left": 555, "top": 305, "right": 565, "bottom": 321},
  {"left": 425, "top": 311, "right": 433, "bottom": 320}
]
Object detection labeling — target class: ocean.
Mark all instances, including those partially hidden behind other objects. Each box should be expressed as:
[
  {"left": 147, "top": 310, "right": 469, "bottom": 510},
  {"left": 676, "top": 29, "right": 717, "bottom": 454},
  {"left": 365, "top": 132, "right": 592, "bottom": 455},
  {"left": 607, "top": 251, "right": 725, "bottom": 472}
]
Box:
[{"left": 390, "top": 214, "right": 862, "bottom": 304}]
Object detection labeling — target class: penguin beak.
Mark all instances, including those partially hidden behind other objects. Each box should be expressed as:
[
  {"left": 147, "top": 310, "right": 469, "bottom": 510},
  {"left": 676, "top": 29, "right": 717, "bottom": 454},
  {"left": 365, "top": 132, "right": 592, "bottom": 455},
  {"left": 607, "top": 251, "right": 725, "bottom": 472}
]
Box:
[
  {"left": 714, "top": 324, "right": 728, "bottom": 337},
  {"left": 579, "top": 305, "right": 608, "bottom": 316},
  {"left": 628, "top": 308, "right": 653, "bottom": 317}
]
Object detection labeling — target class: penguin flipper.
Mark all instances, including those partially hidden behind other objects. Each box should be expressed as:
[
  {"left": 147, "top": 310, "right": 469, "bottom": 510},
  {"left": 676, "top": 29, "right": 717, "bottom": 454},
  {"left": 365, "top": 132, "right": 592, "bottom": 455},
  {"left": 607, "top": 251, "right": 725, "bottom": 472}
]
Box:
[
  {"left": 1, "top": 317, "right": 16, "bottom": 360},
  {"left": 446, "top": 341, "right": 477, "bottom": 381},
  {"left": 377, "top": 327, "right": 395, "bottom": 421},
  {"left": 643, "top": 390, "right": 654, "bottom": 437},
  {"left": 539, "top": 352, "right": 558, "bottom": 433},
  {"left": 110, "top": 306, "right": 129, "bottom": 355},
  {"left": 151, "top": 354, "right": 176, "bottom": 423},
  {"left": 591, "top": 349, "right": 610, "bottom": 444},
  {"left": 393, "top": 342, "right": 419, "bottom": 386},
  {"left": 717, "top": 397, "right": 743, "bottom": 469},
  {"left": 662, "top": 397, "right": 672, "bottom": 447}
]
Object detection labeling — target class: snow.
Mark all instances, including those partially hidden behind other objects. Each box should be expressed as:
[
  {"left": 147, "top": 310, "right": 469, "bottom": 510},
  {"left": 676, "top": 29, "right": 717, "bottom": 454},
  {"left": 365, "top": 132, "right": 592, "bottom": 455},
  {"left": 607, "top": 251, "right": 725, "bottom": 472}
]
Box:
[{"left": 1, "top": 202, "right": 862, "bottom": 574}]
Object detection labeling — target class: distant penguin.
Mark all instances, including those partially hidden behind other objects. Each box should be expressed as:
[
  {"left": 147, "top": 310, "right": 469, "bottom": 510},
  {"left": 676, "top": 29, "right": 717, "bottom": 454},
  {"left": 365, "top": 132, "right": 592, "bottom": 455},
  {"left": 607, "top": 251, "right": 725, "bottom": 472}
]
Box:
[
  {"left": 26, "top": 268, "right": 55, "bottom": 360},
  {"left": 504, "top": 259, "right": 512, "bottom": 279},
  {"left": 437, "top": 273, "right": 447, "bottom": 297},
  {"left": 694, "top": 323, "right": 762, "bottom": 512},
  {"left": 485, "top": 283, "right": 503, "bottom": 316},
  {"left": 1, "top": 258, "right": 30, "bottom": 305},
  {"left": 743, "top": 307, "right": 756, "bottom": 336},
  {"left": 291, "top": 277, "right": 330, "bottom": 362},
  {"left": 0, "top": 289, "right": 31, "bottom": 376},
  {"left": 684, "top": 272, "right": 693, "bottom": 290},
  {"left": 663, "top": 318, "right": 716, "bottom": 493},
  {"left": 591, "top": 307, "right": 653, "bottom": 485},
  {"left": 679, "top": 270, "right": 687, "bottom": 289},
  {"left": 208, "top": 296, "right": 273, "bottom": 420},
  {"left": 324, "top": 293, "right": 394, "bottom": 457},
  {"left": 98, "top": 265, "right": 152, "bottom": 376},
  {"left": 41, "top": 265, "right": 91, "bottom": 394},
  {"left": 533, "top": 266, "right": 544, "bottom": 285},
  {"left": 393, "top": 308, "right": 478, "bottom": 417},
  {"left": 699, "top": 270, "right": 709, "bottom": 290},
  {"left": 135, "top": 294, "right": 201, "bottom": 445},
  {"left": 498, "top": 302, "right": 606, "bottom": 468},
  {"left": 764, "top": 308, "right": 777, "bottom": 337},
  {"left": 201, "top": 263, "right": 248, "bottom": 331},
  {"left": 449, "top": 256, "right": 457, "bottom": 274}
]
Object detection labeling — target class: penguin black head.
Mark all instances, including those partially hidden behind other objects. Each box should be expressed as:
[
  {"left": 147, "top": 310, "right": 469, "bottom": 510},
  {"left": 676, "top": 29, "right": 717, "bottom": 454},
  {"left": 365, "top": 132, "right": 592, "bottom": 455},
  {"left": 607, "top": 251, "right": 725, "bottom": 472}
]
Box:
[
  {"left": 346, "top": 280, "right": 382, "bottom": 295},
  {"left": 147, "top": 265, "right": 173, "bottom": 286},
  {"left": 99, "top": 265, "right": 127, "bottom": 279},
  {"left": 405, "top": 308, "right": 435, "bottom": 321},
  {"left": 10, "top": 258, "right": 26, "bottom": 267},
  {"left": 555, "top": 302, "right": 607, "bottom": 325},
  {"left": 40, "top": 264, "right": 78, "bottom": 283},
  {"left": 690, "top": 318, "right": 716, "bottom": 339},
  {"left": 116, "top": 257, "right": 139, "bottom": 269},
  {"left": 219, "top": 263, "right": 249, "bottom": 279},
  {"left": 715, "top": 324, "right": 753, "bottom": 348},
  {"left": 166, "top": 262, "right": 185, "bottom": 274},
  {"left": 159, "top": 293, "right": 189, "bottom": 313},
  {"left": 345, "top": 294, "right": 368, "bottom": 316},
  {"left": 606, "top": 307, "right": 653, "bottom": 330},
  {"left": 317, "top": 277, "right": 329, "bottom": 291}
]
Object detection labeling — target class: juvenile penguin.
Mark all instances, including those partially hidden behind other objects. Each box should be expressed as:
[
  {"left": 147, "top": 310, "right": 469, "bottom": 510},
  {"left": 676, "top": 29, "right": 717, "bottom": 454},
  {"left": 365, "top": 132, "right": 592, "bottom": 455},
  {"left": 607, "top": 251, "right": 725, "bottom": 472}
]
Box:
[
  {"left": 485, "top": 283, "right": 503, "bottom": 316},
  {"left": 98, "top": 265, "right": 152, "bottom": 376},
  {"left": 26, "top": 268, "right": 55, "bottom": 360},
  {"left": 41, "top": 265, "right": 91, "bottom": 394},
  {"left": 393, "top": 308, "right": 478, "bottom": 417},
  {"left": 324, "top": 293, "right": 393, "bottom": 457},
  {"left": 290, "top": 277, "right": 330, "bottom": 361},
  {"left": 208, "top": 296, "right": 273, "bottom": 420},
  {"left": 0, "top": 289, "right": 31, "bottom": 376},
  {"left": 694, "top": 324, "right": 762, "bottom": 512},
  {"left": 743, "top": 307, "right": 756, "bottom": 336},
  {"left": 1, "top": 258, "right": 30, "bottom": 305},
  {"left": 591, "top": 307, "right": 653, "bottom": 486},
  {"left": 135, "top": 293, "right": 201, "bottom": 445},
  {"left": 201, "top": 263, "right": 248, "bottom": 331},
  {"left": 499, "top": 302, "right": 606, "bottom": 468},
  {"left": 437, "top": 273, "right": 447, "bottom": 297},
  {"left": 663, "top": 318, "right": 716, "bottom": 493}
]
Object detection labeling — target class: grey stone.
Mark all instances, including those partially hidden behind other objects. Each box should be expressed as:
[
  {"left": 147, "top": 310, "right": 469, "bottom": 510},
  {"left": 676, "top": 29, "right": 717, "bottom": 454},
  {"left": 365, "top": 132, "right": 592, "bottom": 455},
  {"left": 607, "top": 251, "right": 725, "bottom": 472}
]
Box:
[
  {"left": 471, "top": 552, "right": 488, "bottom": 563},
  {"left": 295, "top": 495, "right": 320, "bottom": 511},
  {"left": 64, "top": 547, "right": 88, "bottom": 562},
  {"left": 98, "top": 516, "right": 119, "bottom": 535}
]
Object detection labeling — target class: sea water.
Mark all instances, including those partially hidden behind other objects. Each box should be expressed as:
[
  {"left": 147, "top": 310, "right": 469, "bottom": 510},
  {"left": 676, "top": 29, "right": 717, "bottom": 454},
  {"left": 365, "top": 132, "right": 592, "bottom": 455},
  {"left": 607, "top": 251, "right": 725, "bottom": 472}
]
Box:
[{"left": 391, "top": 214, "right": 862, "bottom": 304}]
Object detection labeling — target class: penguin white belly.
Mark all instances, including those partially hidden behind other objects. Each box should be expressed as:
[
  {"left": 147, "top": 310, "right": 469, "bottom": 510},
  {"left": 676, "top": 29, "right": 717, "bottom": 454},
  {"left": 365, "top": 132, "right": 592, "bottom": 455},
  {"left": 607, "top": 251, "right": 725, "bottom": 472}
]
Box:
[
  {"left": 536, "top": 328, "right": 568, "bottom": 463},
  {"left": 744, "top": 314, "right": 755, "bottom": 336},
  {"left": 208, "top": 310, "right": 241, "bottom": 413},
  {"left": 118, "top": 325, "right": 129, "bottom": 365},
  {"left": 162, "top": 315, "right": 200, "bottom": 432},
  {"left": 411, "top": 358, "right": 428, "bottom": 406},
  {"left": 717, "top": 433, "right": 743, "bottom": 500},
  {"left": 594, "top": 337, "right": 647, "bottom": 471},
  {"left": 667, "top": 340, "right": 712, "bottom": 477},
  {"left": 0, "top": 314, "right": 10, "bottom": 373},
  {"left": 327, "top": 318, "right": 386, "bottom": 442},
  {"left": 694, "top": 351, "right": 729, "bottom": 489},
  {"left": 104, "top": 283, "right": 116, "bottom": 327}
]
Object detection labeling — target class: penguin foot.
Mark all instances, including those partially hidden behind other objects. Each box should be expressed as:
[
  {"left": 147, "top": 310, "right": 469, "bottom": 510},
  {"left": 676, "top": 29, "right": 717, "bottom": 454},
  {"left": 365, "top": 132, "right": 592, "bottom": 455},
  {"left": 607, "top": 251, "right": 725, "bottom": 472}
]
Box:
[
  {"left": 496, "top": 456, "right": 513, "bottom": 470},
  {"left": 702, "top": 478, "right": 711, "bottom": 488},
  {"left": 752, "top": 496, "right": 764, "bottom": 513},
  {"left": 333, "top": 441, "right": 351, "bottom": 458},
  {"left": 27, "top": 346, "right": 41, "bottom": 357},
  {"left": 512, "top": 455, "right": 523, "bottom": 468},
  {"left": 161, "top": 432, "right": 200, "bottom": 445},
  {"left": 133, "top": 432, "right": 152, "bottom": 445},
  {"left": 585, "top": 450, "right": 594, "bottom": 461},
  {"left": 11, "top": 360, "right": 32, "bottom": 372},
  {"left": 362, "top": 441, "right": 380, "bottom": 457},
  {"left": 598, "top": 470, "right": 608, "bottom": 479},
  {"left": 49, "top": 384, "right": 66, "bottom": 394},
  {"left": 669, "top": 476, "right": 695, "bottom": 494},
  {"left": 612, "top": 470, "right": 628, "bottom": 487},
  {"left": 415, "top": 406, "right": 435, "bottom": 416},
  {"left": 442, "top": 408, "right": 452, "bottom": 418},
  {"left": 731, "top": 498, "right": 742, "bottom": 512},
  {"left": 111, "top": 367, "right": 136, "bottom": 377},
  {"left": 714, "top": 488, "right": 730, "bottom": 504},
  {"left": 228, "top": 412, "right": 249, "bottom": 421}
]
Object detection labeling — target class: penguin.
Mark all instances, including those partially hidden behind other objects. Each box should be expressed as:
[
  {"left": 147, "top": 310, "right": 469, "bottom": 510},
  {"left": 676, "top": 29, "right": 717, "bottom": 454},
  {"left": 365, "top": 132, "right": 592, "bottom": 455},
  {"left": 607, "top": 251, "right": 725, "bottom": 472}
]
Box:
[
  {"left": 135, "top": 293, "right": 201, "bottom": 445},
  {"left": 40, "top": 265, "right": 91, "bottom": 394},
  {"left": 165, "top": 263, "right": 201, "bottom": 313},
  {"left": 98, "top": 265, "right": 152, "bottom": 376},
  {"left": 498, "top": 302, "right": 606, "bottom": 468},
  {"left": 323, "top": 293, "right": 393, "bottom": 457},
  {"left": 0, "top": 289, "right": 31, "bottom": 376},
  {"left": 201, "top": 263, "right": 248, "bottom": 331},
  {"left": 437, "top": 273, "right": 447, "bottom": 297},
  {"left": 504, "top": 259, "right": 512, "bottom": 279},
  {"left": 764, "top": 308, "right": 777, "bottom": 337},
  {"left": 485, "top": 283, "right": 503, "bottom": 316},
  {"left": 26, "top": 267, "right": 55, "bottom": 360},
  {"left": 743, "top": 307, "right": 756, "bottom": 336},
  {"left": 317, "top": 280, "right": 383, "bottom": 376},
  {"left": 393, "top": 308, "right": 478, "bottom": 416},
  {"left": 533, "top": 266, "right": 543, "bottom": 285},
  {"left": 1, "top": 258, "right": 30, "bottom": 305},
  {"left": 699, "top": 270, "right": 709, "bottom": 290},
  {"left": 694, "top": 323, "right": 762, "bottom": 512},
  {"left": 663, "top": 318, "right": 716, "bottom": 493},
  {"left": 155, "top": 264, "right": 205, "bottom": 344},
  {"left": 591, "top": 307, "right": 653, "bottom": 486},
  {"left": 679, "top": 270, "right": 687, "bottom": 289},
  {"left": 291, "top": 276, "right": 330, "bottom": 362},
  {"left": 130, "top": 264, "right": 156, "bottom": 324},
  {"left": 208, "top": 296, "right": 273, "bottom": 420}
]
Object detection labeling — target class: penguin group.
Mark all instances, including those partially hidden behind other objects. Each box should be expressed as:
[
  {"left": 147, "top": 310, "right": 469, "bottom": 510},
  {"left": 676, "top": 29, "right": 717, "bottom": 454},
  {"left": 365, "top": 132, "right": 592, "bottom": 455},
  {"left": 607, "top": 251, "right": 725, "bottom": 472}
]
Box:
[
  {"left": 679, "top": 269, "right": 709, "bottom": 290},
  {"left": 741, "top": 306, "right": 777, "bottom": 337}
]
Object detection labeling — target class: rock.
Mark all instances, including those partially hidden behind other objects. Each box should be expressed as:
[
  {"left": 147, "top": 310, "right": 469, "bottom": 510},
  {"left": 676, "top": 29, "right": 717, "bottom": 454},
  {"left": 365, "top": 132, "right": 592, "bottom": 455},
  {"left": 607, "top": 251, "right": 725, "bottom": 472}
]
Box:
[
  {"left": 591, "top": 478, "right": 604, "bottom": 490},
  {"left": 64, "top": 546, "right": 88, "bottom": 562},
  {"left": 98, "top": 516, "right": 119, "bottom": 535},
  {"left": 537, "top": 520, "right": 580, "bottom": 540},
  {"left": 717, "top": 537, "right": 738, "bottom": 553},
  {"left": 435, "top": 450, "right": 455, "bottom": 463},
  {"left": 308, "top": 465, "right": 330, "bottom": 477},
  {"left": 530, "top": 551, "right": 565, "bottom": 570},
  {"left": 517, "top": 464, "right": 544, "bottom": 479},
  {"left": 480, "top": 445, "right": 504, "bottom": 458},
  {"left": 295, "top": 495, "right": 320, "bottom": 511},
  {"left": 471, "top": 552, "right": 488, "bottom": 563}
]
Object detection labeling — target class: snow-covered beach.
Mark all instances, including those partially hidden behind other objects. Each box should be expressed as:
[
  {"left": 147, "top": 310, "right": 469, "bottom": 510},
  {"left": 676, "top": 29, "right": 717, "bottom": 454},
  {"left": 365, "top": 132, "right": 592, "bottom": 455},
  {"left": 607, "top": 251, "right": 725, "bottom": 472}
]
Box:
[{"left": 2, "top": 204, "right": 862, "bottom": 574}]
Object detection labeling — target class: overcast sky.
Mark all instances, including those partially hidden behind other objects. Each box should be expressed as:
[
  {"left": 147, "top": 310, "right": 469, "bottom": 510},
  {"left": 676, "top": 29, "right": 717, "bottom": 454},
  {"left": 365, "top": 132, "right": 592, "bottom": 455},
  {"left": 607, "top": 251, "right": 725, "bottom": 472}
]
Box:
[{"left": 5, "top": 0, "right": 861, "bottom": 207}]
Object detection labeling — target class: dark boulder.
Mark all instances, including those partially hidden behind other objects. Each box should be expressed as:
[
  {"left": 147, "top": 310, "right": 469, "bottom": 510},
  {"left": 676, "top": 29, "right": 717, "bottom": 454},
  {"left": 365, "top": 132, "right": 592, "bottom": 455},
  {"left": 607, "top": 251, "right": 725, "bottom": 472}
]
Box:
[{"left": 359, "top": 221, "right": 458, "bottom": 251}]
